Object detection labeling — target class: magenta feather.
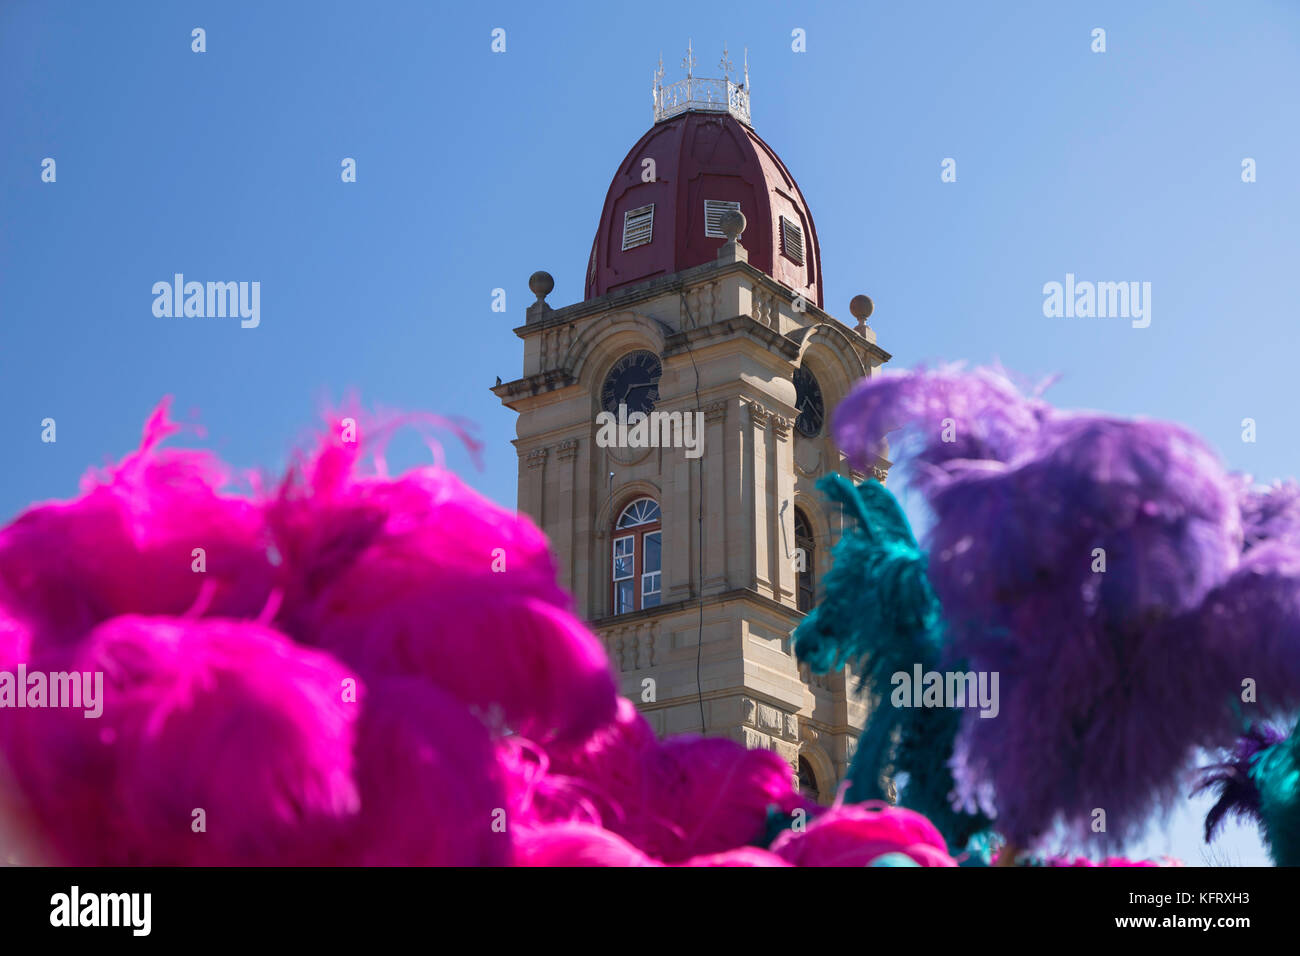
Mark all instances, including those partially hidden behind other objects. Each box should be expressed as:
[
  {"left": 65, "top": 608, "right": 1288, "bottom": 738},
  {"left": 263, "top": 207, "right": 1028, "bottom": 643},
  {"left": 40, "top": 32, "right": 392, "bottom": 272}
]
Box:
[
  {"left": 511, "top": 822, "right": 657, "bottom": 867},
  {"left": 267, "top": 439, "right": 617, "bottom": 743},
  {"left": 3, "top": 615, "right": 358, "bottom": 865},
  {"left": 345, "top": 677, "right": 507, "bottom": 865},
  {"left": 675, "top": 847, "right": 791, "bottom": 866},
  {"left": 769, "top": 803, "right": 957, "bottom": 866},
  {"left": 632, "top": 736, "right": 813, "bottom": 862},
  {"left": 506, "top": 699, "right": 812, "bottom": 862},
  {"left": 0, "top": 397, "right": 998, "bottom": 867},
  {"left": 0, "top": 403, "right": 274, "bottom": 658},
  {"left": 511, "top": 823, "right": 793, "bottom": 867}
]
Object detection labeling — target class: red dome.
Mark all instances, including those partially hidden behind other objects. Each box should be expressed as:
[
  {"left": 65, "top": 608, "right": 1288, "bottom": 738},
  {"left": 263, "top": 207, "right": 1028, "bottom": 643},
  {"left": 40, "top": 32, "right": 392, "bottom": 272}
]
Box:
[{"left": 585, "top": 111, "right": 823, "bottom": 308}]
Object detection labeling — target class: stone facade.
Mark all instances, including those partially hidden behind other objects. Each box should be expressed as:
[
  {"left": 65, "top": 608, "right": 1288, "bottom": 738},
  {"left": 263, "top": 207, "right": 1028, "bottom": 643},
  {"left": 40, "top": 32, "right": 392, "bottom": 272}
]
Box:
[{"left": 493, "top": 246, "right": 890, "bottom": 802}]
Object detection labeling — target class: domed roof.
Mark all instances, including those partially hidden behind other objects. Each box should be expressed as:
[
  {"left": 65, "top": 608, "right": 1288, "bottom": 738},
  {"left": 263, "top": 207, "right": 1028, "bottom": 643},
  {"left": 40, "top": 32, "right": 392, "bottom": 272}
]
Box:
[{"left": 584, "top": 109, "right": 823, "bottom": 308}]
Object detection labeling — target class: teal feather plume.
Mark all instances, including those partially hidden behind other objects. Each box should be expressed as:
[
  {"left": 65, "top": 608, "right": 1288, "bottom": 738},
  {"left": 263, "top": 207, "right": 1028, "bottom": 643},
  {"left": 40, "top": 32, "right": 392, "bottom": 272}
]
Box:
[
  {"left": 793, "top": 473, "right": 989, "bottom": 848},
  {"left": 1253, "top": 733, "right": 1300, "bottom": 866},
  {"left": 1199, "top": 723, "right": 1300, "bottom": 866}
]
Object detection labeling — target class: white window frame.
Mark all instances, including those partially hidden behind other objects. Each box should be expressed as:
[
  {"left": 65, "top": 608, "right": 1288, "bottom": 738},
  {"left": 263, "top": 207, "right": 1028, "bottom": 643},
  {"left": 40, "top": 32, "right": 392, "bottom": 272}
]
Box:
[
  {"left": 612, "top": 534, "right": 636, "bottom": 614},
  {"left": 640, "top": 531, "right": 662, "bottom": 607},
  {"left": 611, "top": 499, "right": 662, "bottom": 616}
]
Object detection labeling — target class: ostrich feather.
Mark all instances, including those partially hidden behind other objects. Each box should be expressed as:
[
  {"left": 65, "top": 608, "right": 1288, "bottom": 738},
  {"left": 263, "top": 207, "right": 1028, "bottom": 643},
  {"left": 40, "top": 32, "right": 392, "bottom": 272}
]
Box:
[
  {"left": 1196, "top": 723, "right": 1300, "bottom": 866},
  {"left": 267, "top": 438, "right": 617, "bottom": 743},
  {"left": 0, "top": 400, "right": 274, "bottom": 657},
  {"left": 769, "top": 802, "right": 957, "bottom": 867},
  {"left": 792, "top": 472, "right": 988, "bottom": 848},
  {"left": 1, "top": 615, "right": 359, "bottom": 865},
  {"left": 504, "top": 699, "right": 811, "bottom": 862},
  {"left": 346, "top": 677, "right": 507, "bottom": 865},
  {"left": 1238, "top": 479, "right": 1300, "bottom": 552},
  {"left": 828, "top": 367, "right": 1300, "bottom": 851},
  {"left": 511, "top": 822, "right": 657, "bottom": 867},
  {"left": 832, "top": 365, "right": 1050, "bottom": 491}
]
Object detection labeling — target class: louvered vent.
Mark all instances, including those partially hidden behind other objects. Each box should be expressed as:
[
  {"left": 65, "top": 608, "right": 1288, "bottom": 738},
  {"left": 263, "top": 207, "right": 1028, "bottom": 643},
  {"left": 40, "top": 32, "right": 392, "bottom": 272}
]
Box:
[
  {"left": 704, "top": 200, "right": 741, "bottom": 238},
  {"left": 622, "top": 204, "right": 655, "bottom": 250},
  {"left": 780, "top": 215, "right": 804, "bottom": 265}
]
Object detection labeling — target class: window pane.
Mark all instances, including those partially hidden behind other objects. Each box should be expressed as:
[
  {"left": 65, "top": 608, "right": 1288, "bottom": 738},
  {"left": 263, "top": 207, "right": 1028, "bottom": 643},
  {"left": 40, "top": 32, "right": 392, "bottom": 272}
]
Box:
[
  {"left": 616, "top": 580, "right": 635, "bottom": 614},
  {"left": 617, "top": 498, "right": 661, "bottom": 528},
  {"left": 642, "top": 568, "right": 661, "bottom": 609},
  {"left": 643, "top": 532, "right": 661, "bottom": 573},
  {"left": 613, "top": 535, "right": 634, "bottom": 581}
]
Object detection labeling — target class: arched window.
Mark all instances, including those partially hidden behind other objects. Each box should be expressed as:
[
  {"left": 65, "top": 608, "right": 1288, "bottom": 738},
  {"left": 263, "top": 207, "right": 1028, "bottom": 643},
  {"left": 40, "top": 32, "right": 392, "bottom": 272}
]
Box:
[
  {"left": 612, "top": 497, "right": 662, "bottom": 615},
  {"left": 794, "top": 507, "right": 815, "bottom": 612},
  {"left": 797, "top": 755, "right": 820, "bottom": 804}
]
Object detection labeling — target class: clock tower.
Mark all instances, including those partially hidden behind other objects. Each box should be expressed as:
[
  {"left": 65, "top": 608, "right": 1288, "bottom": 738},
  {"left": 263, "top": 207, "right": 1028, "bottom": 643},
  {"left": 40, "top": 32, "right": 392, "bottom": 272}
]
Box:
[{"left": 492, "top": 50, "right": 891, "bottom": 801}]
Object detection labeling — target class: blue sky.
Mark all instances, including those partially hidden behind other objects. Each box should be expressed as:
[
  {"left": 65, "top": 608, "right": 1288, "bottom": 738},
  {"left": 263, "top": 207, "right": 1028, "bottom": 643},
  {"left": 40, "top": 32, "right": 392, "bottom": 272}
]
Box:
[{"left": 3, "top": 0, "right": 1297, "bottom": 864}]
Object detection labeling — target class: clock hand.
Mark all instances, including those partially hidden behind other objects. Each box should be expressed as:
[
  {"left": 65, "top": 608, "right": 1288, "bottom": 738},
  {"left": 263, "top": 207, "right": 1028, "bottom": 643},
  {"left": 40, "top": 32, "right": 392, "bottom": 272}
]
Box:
[{"left": 621, "top": 376, "right": 652, "bottom": 407}]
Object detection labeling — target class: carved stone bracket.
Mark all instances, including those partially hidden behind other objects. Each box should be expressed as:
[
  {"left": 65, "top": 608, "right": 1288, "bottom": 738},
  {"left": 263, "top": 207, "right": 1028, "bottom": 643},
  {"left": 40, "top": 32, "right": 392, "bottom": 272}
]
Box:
[
  {"left": 683, "top": 280, "right": 718, "bottom": 327},
  {"left": 557, "top": 439, "right": 579, "bottom": 462},
  {"left": 525, "top": 447, "right": 548, "bottom": 470},
  {"left": 703, "top": 399, "right": 728, "bottom": 424},
  {"left": 750, "top": 285, "right": 778, "bottom": 328}
]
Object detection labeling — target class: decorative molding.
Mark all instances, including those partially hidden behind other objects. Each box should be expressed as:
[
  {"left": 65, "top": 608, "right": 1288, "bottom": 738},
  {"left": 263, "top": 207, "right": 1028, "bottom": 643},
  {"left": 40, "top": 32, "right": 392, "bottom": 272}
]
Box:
[
  {"left": 556, "top": 438, "right": 579, "bottom": 462},
  {"left": 539, "top": 324, "right": 577, "bottom": 371},
  {"left": 770, "top": 415, "right": 790, "bottom": 441},
  {"left": 703, "top": 399, "right": 728, "bottom": 424},
  {"left": 751, "top": 285, "right": 778, "bottom": 328},
  {"left": 601, "top": 623, "right": 658, "bottom": 673},
  {"left": 525, "top": 447, "right": 548, "bottom": 470},
  {"left": 701, "top": 281, "right": 716, "bottom": 325},
  {"left": 637, "top": 622, "right": 657, "bottom": 669},
  {"left": 682, "top": 280, "right": 718, "bottom": 327},
  {"left": 747, "top": 401, "right": 770, "bottom": 430}
]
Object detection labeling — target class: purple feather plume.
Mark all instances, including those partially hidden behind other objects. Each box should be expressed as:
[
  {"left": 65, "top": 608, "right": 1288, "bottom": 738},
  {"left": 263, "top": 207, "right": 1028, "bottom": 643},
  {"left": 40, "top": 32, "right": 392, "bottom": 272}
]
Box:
[{"left": 832, "top": 367, "right": 1300, "bottom": 851}]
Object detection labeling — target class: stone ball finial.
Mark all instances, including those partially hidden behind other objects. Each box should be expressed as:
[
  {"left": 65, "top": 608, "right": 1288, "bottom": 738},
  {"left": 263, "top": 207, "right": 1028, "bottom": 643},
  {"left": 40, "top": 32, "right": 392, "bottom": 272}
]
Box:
[
  {"left": 528, "top": 270, "right": 555, "bottom": 303},
  {"left": 719, "top": 209, "right": 746, "bottom": 242},
  {"left": 850, "top": 294, "right": 875, "bottom": 322}
]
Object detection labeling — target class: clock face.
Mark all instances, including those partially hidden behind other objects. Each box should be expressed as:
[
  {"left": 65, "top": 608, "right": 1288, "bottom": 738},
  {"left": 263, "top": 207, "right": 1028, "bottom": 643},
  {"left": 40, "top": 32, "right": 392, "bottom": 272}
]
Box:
[
  {"left": 793, "top": 365, "right": 825, "bottom": 438},
  {"left": 601, "top": 350, "right": 662, "bottom": 415}
]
